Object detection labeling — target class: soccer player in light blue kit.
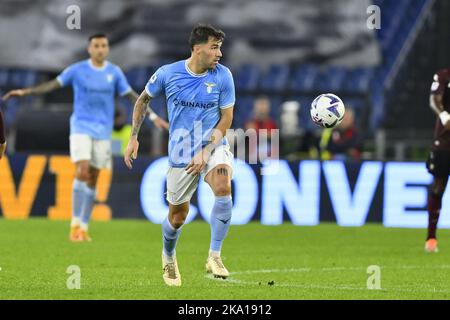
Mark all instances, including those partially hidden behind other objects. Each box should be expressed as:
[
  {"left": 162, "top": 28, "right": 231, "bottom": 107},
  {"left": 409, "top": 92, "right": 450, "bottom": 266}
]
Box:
[
  {"left": 124, "top": 25, "right": 235, "bottom": 286},
  {"left": 3, "top": 34, "right": 168, "bottom": 241}
]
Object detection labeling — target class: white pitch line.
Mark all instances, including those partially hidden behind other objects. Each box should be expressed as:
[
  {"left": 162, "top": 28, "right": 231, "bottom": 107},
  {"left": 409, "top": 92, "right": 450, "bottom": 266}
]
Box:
[
  {"left": 205, "top": 265, "right": 450, "bottom": 294},
  {"left": 229, "top": 268, "right": 311, "bottom": 275},
  {"left": 321, "top": 265, "right": 450, "bottom": 272},
  {"left": 321, "top": 267, "right": 357, "bottom": 271}
]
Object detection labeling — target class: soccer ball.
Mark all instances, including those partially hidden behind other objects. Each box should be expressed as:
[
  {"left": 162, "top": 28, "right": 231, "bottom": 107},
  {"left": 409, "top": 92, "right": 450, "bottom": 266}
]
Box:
[{"left": 310, "top": 93, "right": 345, "bottom": 128}]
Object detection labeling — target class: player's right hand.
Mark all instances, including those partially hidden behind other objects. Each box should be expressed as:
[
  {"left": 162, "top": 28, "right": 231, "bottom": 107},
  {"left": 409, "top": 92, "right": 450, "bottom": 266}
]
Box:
[
  {"left": 124, "top": 136, "right": 139, "bottom": 169},
  {"left": 2, "top": 89, "right": 29, "bottom": 101}
]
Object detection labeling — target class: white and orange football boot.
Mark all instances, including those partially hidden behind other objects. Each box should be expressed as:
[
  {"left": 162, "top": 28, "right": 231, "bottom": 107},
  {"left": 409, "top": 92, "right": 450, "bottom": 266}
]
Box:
[
  {"left": 78, "top": 229, "right": 92, "bottom": 242},
  {"left": 425, "top": 239, "right": 438, "bottom": 253},
  {"left": 69, "top": 225, "right": 81, "bottom": 242}
]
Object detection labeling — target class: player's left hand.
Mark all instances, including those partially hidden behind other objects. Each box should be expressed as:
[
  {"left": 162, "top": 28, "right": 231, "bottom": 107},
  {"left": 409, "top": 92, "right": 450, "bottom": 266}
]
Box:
[
  {"left": 152, "top": 117, "right": 169, "bottom": 131},
  {"left": 185, "top": 148, "right": 211, "bottom": 175}
]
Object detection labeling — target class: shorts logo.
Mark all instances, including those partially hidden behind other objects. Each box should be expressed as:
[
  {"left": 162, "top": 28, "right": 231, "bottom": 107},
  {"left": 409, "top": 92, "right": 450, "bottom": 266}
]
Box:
[
  {"left": 167, "top": 191, "right": 176, "bottom": 203},
  {"left": 204, "top": 82, "right": 216, "bottom": 94},
  {"left": 106, "top": 74, "right": 114, "bottom": 83}
]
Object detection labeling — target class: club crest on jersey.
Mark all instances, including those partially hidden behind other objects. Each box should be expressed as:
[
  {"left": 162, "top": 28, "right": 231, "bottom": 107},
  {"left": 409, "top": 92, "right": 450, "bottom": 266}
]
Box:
[
  {"left": 106, "top": 74, "right": 114, "bottom": 83},
  {"left": 204, "top": 82, "right": 216, "bottom": 94}
]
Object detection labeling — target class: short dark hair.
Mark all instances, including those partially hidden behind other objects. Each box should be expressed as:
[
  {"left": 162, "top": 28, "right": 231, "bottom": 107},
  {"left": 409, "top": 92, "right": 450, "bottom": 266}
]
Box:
[
  {"left": 189, "top": 24, "right": 225, "bottom": 50},
  {"left": 88, "top": 34, "right": 108, "bottom": 42}
]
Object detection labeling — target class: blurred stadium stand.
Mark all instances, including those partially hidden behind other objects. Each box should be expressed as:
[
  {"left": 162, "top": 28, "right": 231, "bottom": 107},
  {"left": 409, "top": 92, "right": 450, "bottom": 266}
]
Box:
[{"left": 0, "top": 0, "right": 447, "bottom": 160}]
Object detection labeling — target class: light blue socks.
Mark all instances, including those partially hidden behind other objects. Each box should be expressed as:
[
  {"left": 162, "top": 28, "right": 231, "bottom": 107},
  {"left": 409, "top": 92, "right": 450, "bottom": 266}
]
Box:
[
  {"left": 80, "top": 185, "right": 96, "bottom": 230},
  {"left": 162, "top": 217, "right": 182, "bottom": 257},
  {"left": 71, "top": 179, "right": 86, "bottom": 227},
  {"left": 210, "top": 195, "right": 233, "bottom": 253}
]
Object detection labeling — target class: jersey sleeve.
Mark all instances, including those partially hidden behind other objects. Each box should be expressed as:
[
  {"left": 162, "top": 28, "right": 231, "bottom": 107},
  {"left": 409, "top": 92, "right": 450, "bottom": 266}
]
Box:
[
  {"left": 145, "top": 67, "right": 166, "bottom": 98},
  {"left": 56, "top": 64, "right": 77, "bottom": 87},
  {"left": 115, "top": 67, "right": 132, "bottom": 96},
  {"left": 219, "top": 67, "right": 235, "bottom": 109},
  {"left": 431, "top": 70, "right": 450, "bottom": 95}
]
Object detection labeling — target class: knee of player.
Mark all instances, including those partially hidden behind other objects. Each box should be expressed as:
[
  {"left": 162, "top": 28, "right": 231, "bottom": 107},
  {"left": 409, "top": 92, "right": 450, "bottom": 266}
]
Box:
[
  {"left": 86, "top": 181, "right": 97, "bottom": 189},
  {"left": 87, "top": 175, "right": 99, "bottom": 188},
  {"left": 76, "top": 169, "right": 90, "bottom": 182},
  {"left": 213, "top": 184, "right": 232, "bottom": 197},
  {"left": 170, "top": 214, "right": 187, "bottom": 229},
  {"left": 430, "top": 184, "right": 446, "bottom": 198},
  {"left": 430, "top": 179, "right": 447, "bottom": 198}
]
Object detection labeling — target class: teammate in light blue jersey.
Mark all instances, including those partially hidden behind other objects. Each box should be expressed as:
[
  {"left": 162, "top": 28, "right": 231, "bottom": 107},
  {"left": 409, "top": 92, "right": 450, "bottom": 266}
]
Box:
[
  {"left": 57, "top": 58, "right": 131, "bottom": 140},
  {"left": 3, "top": 34, "right": 168, "bottom": 242},
  {"left": 125, "top": 25, "right": 235, "bottom": 286}
]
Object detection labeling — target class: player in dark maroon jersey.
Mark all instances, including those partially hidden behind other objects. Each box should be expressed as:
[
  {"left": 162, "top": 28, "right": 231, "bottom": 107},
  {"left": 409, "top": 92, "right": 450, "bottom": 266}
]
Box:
[
  {"left": 425, "top": 68, "right": 450, "bottom": 253},
  {"left": 0, "top": 108, "right": 6, "bottom": 159}
]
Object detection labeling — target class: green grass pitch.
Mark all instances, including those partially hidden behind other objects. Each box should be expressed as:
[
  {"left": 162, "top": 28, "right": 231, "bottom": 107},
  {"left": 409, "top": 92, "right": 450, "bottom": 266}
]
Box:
[{"left": 0, "top": 218, "right": 449, "bottom": 300}]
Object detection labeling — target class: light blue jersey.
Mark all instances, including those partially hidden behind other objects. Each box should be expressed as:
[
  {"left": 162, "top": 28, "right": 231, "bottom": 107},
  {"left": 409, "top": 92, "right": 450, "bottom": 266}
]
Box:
[
  {"left": 57, "top": 59, "right": 132, "bottom": 140},
  {"left": 145, "top": 60, "right": 235, "bottom": 167}
]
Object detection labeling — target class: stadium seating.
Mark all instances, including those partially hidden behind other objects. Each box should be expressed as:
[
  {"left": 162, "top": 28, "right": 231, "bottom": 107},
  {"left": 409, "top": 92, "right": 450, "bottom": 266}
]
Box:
[
  {"left": 289, "top": 64, "right": 320, "bottom": 92},
  {"left": 259, "top": 64, "right": 290, "bottom": 92},
  {"left": 0, "top": 0, "right": 430, "bottom": 138},
  {"left": 234, "top": 64, "right": 260, "bottom": 92}
]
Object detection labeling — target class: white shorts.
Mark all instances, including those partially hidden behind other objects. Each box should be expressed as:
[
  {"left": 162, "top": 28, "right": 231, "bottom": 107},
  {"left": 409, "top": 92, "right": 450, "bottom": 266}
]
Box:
[
  {"left": 166, "top": 145, "right": 233, "bottom": 205},
  {"left": 70, "top": 134, "right": 112, "bottom": 169}
]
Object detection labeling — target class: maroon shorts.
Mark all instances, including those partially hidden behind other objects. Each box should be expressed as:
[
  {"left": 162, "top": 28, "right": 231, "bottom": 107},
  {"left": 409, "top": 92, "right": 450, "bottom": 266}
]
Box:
[{"left": 426, "top": 150, "right": 450, "bottom": 178}]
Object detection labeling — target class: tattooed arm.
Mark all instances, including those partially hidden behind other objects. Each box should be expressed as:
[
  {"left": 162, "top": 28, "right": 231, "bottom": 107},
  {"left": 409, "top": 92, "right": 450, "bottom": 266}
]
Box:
[
  {"left": 124, "top": 90, "right": 151, "bottom": 169},
  {"left": 131, "top": 90, "right": 151, "bottom": 137},
  {"left": 2, "top": 79, "right": 61, "bottom": 100},
  {"left": 124, "top": 90, "right": 169, "bottom": 131}
]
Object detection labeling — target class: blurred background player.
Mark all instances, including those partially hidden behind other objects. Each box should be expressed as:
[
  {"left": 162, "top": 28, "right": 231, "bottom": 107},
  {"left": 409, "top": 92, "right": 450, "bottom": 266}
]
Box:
[
  {"left": 245, "top": 96, "right": 278, "bottom": 162},
  {"left": 124, "top": 24, "right": 235, "bottom": 286},
  {"left": 112, "top": 106, "right": 168, "bottom": 156},
  {"left": 111, "top": 106, "right": 131, "bottom": 156},
  {"left": 320, "top": 108, "right": 362, "bottom": 161},
  {"left": 2, "top": 34, "right": 167, "bottom": 242},
  {"left": 0, "top": 105, "right": 6, "bottom": 159},
  {"left": 425, "top": 68, "right": 450, "bottom": 253}
]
